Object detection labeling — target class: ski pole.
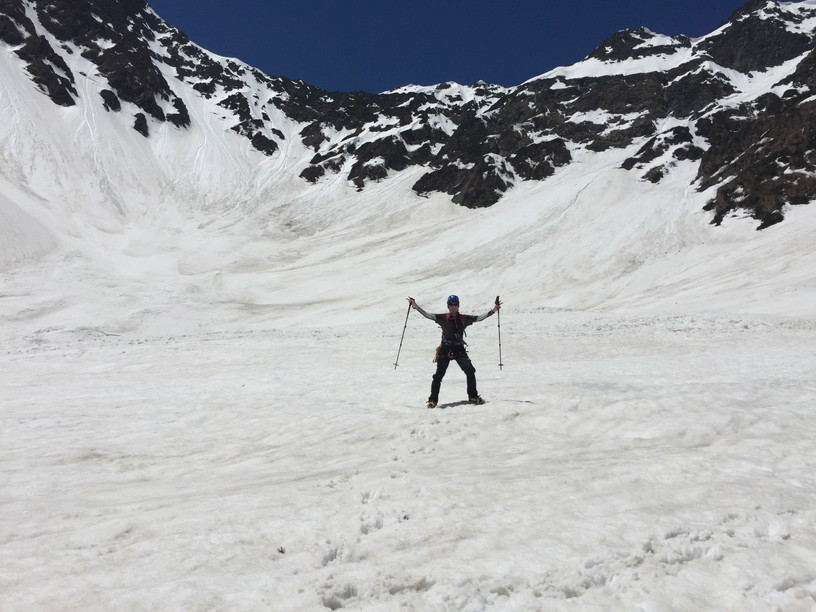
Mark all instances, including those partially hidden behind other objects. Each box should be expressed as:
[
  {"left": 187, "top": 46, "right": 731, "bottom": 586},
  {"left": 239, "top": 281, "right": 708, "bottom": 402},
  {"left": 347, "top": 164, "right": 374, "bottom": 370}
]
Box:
[
  {"left": 496, "top": 295, "right": 504, "bottom": 370},
  {"left": 394, "top": 299, "right": 412, "bottom": 369}
]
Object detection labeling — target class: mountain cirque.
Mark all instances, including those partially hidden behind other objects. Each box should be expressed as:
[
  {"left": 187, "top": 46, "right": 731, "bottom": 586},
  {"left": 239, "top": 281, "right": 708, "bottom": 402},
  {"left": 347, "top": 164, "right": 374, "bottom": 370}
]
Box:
[{"left": 3, "top": 0, "right": 816, "bottom": 228}]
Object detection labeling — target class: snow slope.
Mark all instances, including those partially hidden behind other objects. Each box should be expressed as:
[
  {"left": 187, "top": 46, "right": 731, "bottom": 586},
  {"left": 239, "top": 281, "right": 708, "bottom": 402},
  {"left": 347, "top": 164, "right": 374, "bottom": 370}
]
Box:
[
  {"left": 3, "top": 118, "right": 816, "bottom": 612},
  {"left": 3, "top": 310, "right": 816, "bottom": 610}
]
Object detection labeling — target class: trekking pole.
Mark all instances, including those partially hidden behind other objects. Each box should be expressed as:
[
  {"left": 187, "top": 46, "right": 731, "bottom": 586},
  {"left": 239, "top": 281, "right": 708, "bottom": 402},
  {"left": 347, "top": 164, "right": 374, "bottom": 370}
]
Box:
[
  {"left": 394, "top": 299, "right": 412, "bottom": 369},
  {"left": 496, "top": 295, "right": 504, "bottom": 370}
]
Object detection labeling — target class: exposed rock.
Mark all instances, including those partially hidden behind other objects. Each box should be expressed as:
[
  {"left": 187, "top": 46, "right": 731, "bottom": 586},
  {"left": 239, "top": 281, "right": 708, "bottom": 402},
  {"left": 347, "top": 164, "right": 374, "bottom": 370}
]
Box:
[
  {"left": 700, "top": 2, "right": 812, "bottom": 72},
  {"left": 643, "top": 167, "right": 665, "bottom": 183},
  {"left": 348, "top": 136, "right": 411, "bottom": 188},
  {"left": 452, "top": 156, "right": 515, "bottom": 208},
  {"left": 249, "top": 132, "right": 278, "bottom": 156},
  {"left": 623, "top": 127, "right": 696, "bottom": 171},
  {"left": 133, "top": 112, "right": 149, "bottom": 137},
  {"left": 166, "top": 97, "right": 190, "bottom": 128},
  {"left": 698, "top": 98, "right": 816, "bottom": 228},
  {"left": 664, "top": 67, "right": 737, "bottom": 117},
  {"left": 0, "top": 3, "right": 34, "bottom": 46},
  {"left": 508, "top": 139, "right": 571, "bottom": 181},
  {"left": 94, "top": 43, "right": 170, "bottom": 120},
  {"left": 589, "top": 28, "right": 691, "bottom": 63},
  {"left": 300, "top": 165, "right": 326, "bottom": 183},
  {"left": 14, "top": 35, "right": 77, "bottom": 107},
  {"left": 100, "top": 89, "right": 121, "bottom": 112}
]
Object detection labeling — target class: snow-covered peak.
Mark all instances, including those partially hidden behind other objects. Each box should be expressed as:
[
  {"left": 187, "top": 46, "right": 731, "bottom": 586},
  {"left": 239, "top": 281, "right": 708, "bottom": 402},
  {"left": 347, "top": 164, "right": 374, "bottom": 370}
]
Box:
[{"left": 3, "top": 0, "right": 816, "bottom": 248}]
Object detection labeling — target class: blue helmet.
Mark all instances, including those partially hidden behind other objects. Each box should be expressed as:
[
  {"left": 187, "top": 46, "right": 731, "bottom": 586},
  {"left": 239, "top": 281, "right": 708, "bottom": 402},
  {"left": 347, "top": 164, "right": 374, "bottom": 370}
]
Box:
[{"left": 447, "top": 294, "right": 459, "bottom": 305}]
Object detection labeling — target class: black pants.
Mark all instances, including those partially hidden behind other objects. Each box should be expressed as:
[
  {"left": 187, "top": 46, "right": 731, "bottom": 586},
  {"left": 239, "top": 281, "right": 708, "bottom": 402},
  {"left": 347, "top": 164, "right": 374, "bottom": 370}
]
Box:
[{"left": 429, "top": 344, "right": 478, "bottom": 402}]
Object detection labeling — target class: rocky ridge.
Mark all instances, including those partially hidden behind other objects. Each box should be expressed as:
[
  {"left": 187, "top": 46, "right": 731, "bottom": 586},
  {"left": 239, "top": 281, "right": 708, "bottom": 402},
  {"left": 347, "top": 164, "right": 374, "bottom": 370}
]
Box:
[{"left": 2, "top": 0, "right": 816, "bottom": 228}]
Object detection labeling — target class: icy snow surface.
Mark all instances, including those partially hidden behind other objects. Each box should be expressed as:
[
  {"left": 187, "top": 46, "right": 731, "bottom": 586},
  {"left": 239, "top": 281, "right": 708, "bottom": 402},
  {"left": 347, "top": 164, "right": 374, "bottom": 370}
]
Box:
[{"left": 2, "top": 31, "right": 816, "bottom": 611}]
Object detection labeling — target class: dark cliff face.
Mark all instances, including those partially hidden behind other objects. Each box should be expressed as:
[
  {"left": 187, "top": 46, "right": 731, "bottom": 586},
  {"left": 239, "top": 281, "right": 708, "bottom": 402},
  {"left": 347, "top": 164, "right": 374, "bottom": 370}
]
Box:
[
  {"left": 295, "top": 0, "right": 816, "bottom": 228},
  {"left": 2, "top": 0, "right": 816, "bottom": 228},
  {"left": 587, "top": 27, "right": 692, "bottom": 62}
]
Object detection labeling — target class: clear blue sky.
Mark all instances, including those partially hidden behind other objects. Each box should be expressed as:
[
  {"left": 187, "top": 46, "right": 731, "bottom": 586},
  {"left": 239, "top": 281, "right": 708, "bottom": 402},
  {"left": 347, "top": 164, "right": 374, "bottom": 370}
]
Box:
[{"left": 147, "top": 0, "right": 755, "bottom": 93}]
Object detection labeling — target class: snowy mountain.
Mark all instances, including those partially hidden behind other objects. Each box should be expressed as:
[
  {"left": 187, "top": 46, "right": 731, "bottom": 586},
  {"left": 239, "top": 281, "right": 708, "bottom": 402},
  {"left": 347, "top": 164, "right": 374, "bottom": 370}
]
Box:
[
  {"left": 1, "top": 0, "right": 815, "bottom": 323},
  {"left": 3, "top": 0, "right": 816, "bottom": 231},
  {"left": 4, "top": 2, "right": 816, "bottom": 610}
]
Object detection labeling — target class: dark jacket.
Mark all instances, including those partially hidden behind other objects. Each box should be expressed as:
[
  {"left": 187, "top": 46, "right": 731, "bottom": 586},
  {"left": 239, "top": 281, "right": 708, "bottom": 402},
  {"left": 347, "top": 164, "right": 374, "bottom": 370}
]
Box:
[{"left": 416, "top": 306, "right": 494, "bottom": 346}]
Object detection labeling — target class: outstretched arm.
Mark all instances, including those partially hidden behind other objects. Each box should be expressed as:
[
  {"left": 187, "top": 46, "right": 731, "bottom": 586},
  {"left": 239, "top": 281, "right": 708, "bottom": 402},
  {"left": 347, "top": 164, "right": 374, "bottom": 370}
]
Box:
[
  {"left": 473, "top": 298, "right": 501, "bottom": 322},
  {"left": 407, "top": 297, "right": 435, "bottom": 321}
]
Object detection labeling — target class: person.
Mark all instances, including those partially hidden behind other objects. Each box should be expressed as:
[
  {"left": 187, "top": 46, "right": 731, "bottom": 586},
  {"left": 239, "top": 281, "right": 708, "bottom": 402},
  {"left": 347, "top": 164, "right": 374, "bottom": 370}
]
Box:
[{"left": 407, "top": 294, "right": 501, "bottom": 408}]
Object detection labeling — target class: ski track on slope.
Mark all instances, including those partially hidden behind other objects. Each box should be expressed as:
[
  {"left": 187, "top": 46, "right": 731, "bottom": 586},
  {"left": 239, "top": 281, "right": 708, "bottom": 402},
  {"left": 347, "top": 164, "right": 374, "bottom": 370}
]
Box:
[{"left": 2, "top": 313, "right": 816, "bottom": 610}]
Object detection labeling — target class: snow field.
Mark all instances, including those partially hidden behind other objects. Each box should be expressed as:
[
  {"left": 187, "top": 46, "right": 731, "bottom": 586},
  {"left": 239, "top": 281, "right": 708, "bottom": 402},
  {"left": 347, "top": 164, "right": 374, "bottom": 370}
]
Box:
[{"left": 2, "top": 311, "right": 816, "bottom": 610}]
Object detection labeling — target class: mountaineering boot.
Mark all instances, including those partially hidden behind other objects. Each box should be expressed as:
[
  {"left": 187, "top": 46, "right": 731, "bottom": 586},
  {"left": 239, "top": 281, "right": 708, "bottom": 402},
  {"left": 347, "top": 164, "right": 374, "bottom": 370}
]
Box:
[
  {"left": 468, "top": 396, "right": 485, "bottom": 405},
  {"left": 427, "top": 400, "right": 437, "bottom": 408}
]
